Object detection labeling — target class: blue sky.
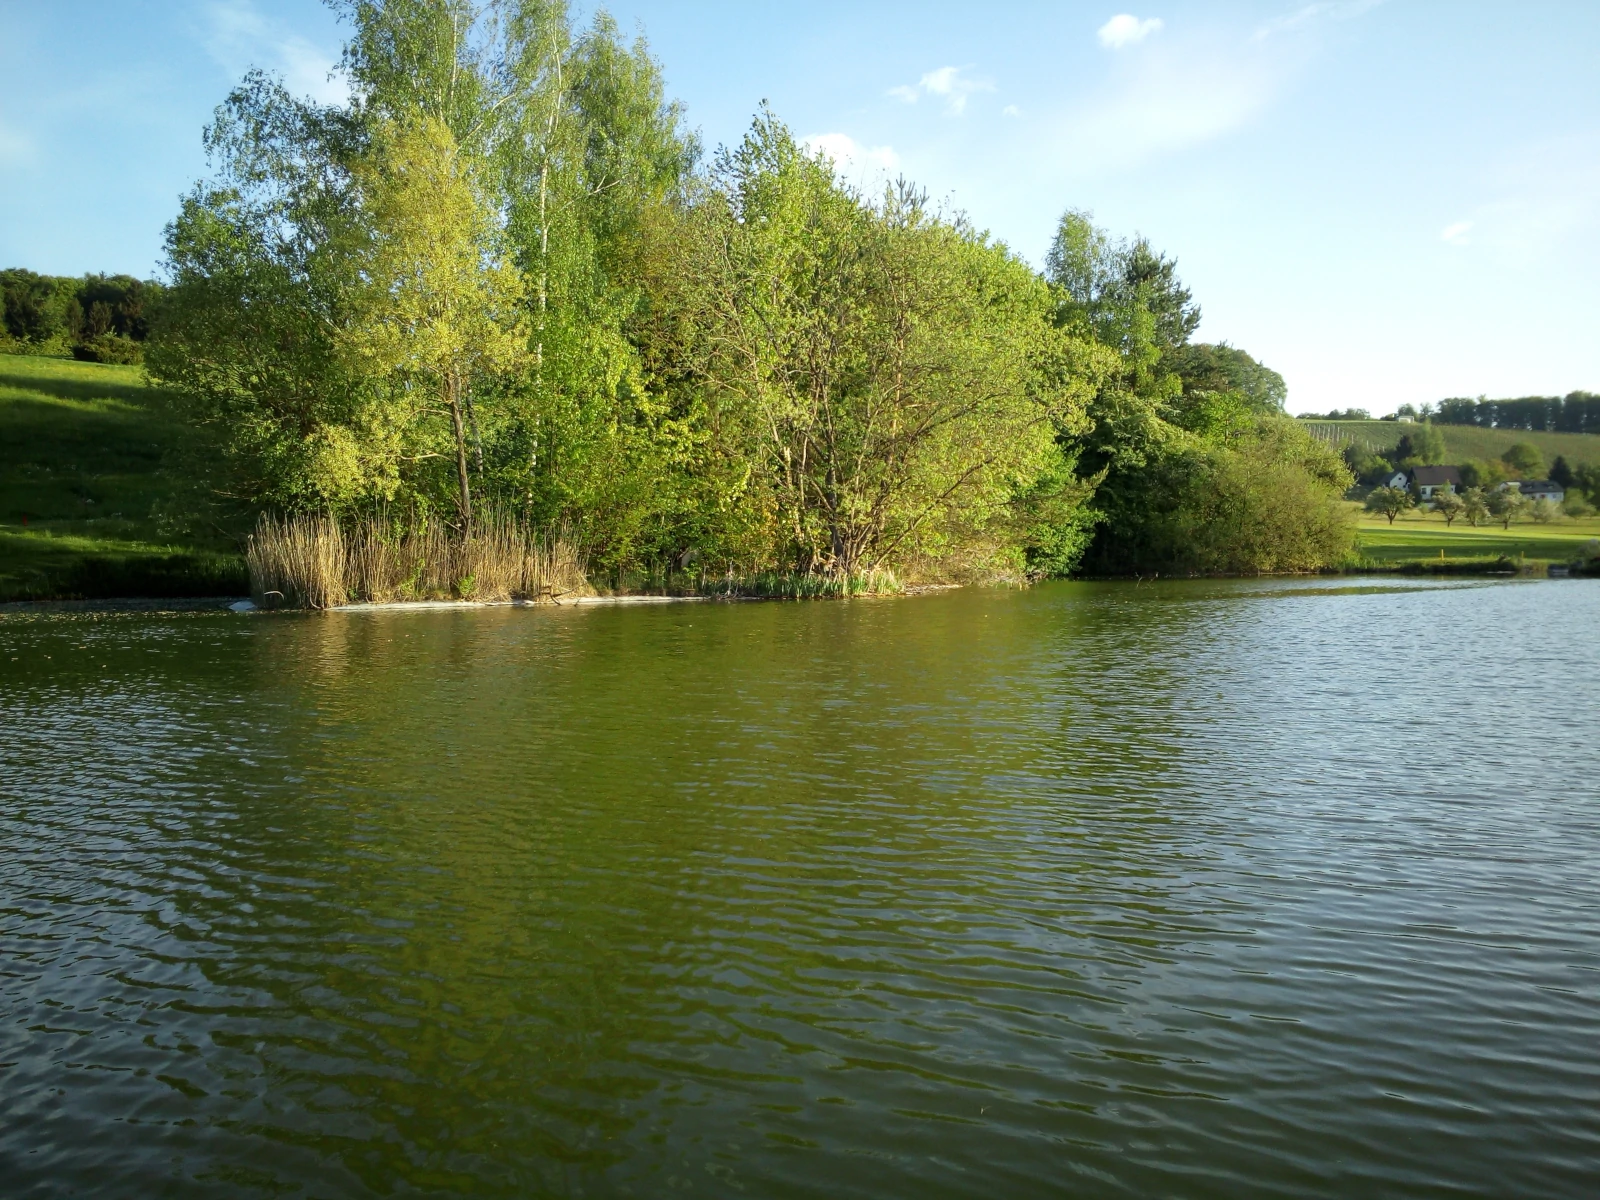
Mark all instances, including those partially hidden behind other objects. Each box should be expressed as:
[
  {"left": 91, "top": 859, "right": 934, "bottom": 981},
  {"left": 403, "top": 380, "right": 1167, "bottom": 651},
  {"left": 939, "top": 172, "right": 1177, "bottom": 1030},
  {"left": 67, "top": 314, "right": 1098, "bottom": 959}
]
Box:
[{"left": 2, "top": 1, "right": 1596, "bottom": 413}]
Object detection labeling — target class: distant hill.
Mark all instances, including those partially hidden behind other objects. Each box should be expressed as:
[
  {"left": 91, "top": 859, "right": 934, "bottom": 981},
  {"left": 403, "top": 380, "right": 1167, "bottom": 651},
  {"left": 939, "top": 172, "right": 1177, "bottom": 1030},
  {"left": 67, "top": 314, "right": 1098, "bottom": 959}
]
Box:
[{"left": 1298, "top": 419, "right": 1600, "bottom": 468}]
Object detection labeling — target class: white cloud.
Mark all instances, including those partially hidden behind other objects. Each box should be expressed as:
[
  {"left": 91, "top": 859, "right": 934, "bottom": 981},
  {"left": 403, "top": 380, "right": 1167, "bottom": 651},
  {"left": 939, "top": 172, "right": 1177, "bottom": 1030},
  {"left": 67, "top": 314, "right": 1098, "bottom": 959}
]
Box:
[
  {"left": 1441, "top": 220, "right": 1473, "bottom": 244},
  {"left": 1097, "top": 14, "right": 1165, "bottom": 49},
  {"left": 1056, "top": 41, "right": 1278, "bottom": 174},
  {"left": 203, "top": 0, "right": 347, "bottom": 104},
  {"left": 803, "top": 132, "right": 901, "bottom": 180},
  {"left": 1002, "top": 105, "right": 1021, "bottom": 118},
  {"left": 1252, "top": 0, "right": 1385, "bottom": 43},
  {"left": 886, "top": 65, "right": 995, "bottom": 116}
]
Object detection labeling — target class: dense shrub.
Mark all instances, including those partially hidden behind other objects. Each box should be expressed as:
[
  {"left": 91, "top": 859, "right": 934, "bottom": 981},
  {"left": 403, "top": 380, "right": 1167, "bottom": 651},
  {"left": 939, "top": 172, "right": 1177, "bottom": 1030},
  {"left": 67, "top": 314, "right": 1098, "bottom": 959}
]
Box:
[{"left": 70, "top": 335, "right": 144, "bottom": 365}]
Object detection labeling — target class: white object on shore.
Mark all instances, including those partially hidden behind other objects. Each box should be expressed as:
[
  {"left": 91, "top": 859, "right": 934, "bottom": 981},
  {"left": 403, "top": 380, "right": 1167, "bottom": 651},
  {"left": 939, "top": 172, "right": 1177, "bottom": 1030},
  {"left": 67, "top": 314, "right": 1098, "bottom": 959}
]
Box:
[{"left": 229, "top": 599, "right": 258, "bottom": 612}]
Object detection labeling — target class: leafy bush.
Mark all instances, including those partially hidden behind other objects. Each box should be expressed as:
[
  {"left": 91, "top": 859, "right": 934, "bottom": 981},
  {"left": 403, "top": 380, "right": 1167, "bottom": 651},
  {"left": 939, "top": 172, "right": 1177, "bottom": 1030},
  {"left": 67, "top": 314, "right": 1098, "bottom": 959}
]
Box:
[{"left": 71, "top": 335, "right": 144, "bottom": 365}]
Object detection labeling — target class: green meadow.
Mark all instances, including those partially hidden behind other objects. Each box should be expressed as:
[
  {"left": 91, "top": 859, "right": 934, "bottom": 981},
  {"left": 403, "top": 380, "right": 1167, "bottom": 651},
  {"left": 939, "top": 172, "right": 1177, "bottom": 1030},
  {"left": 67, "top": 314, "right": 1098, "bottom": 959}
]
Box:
[
  {"left": 1353, "top": 505, "right": 1600, "bottom": 565},
  {"left": 0, "top": 353, "right": 243, "bottom": 601}
]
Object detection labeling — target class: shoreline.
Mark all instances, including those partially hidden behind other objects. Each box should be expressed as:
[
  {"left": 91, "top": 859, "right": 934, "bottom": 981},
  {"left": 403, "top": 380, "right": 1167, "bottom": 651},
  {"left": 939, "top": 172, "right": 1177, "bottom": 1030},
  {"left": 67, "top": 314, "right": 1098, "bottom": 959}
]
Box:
[{"left": 3, "top": 573, "right": 1582, "bottom": 618}]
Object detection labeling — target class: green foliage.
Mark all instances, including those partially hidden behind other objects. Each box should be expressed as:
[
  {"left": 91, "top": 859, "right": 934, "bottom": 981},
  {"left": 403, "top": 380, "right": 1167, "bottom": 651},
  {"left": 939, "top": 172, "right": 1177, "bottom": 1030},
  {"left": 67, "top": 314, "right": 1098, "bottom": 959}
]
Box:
[
  {"left": 1435, "top": 391, "right": 1600, "bottom": 434},
  {"left": 1460, "top": 486, "right": 1489, "bottom": 527},
  {"left": 1501, "top": 441, "right": 1545, "bottom": 479},
  {"left": 677, "top": 113, "right": 1101, "bottom": 577},
  {"left": 1484, "top": 485, "right": 1526, "bottom": 529},
  {"left": 1089, "top": 417, "right": 1353, "bottom": 574},
  {"left": 71, "top": 335, "right": 145, "bottom": 365},
  {"left": 1343, "top": 442, "right": 1393, "bottom": 486},
  {"left": 1364, "top": 485, "right": 1414, "bottom": 525},
  {"left": 1167, "top": 342, "right": 1286, "bottom": 411},
  {"left": 1528, "top": 498, "right": 1560, "bottom": 524},
  {"left": 1457, "top": 458, "right": 1508, "bottom": 489},
  {"left": 1393, "top": 422, "right": 1446, "bottom": 466},
  {"left": 1430, "top": 486, "right": 1465, "bottom": 526},
  {"left": 1, "top": 269, "right": 165, "bottom": 358},
  {"left": 1047, "top": 209, "right": 1352, "bottom": 575},
  {"left": 136, "top": 0, "right": 1370, "bottom": 588}
]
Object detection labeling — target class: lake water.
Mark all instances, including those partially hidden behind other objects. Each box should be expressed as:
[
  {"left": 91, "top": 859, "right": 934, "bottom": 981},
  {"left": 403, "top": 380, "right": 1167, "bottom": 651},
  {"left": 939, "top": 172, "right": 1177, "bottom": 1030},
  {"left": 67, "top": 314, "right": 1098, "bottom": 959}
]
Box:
[{"left": 2, "top": 579, "right": 1597, "bottom": 1198}]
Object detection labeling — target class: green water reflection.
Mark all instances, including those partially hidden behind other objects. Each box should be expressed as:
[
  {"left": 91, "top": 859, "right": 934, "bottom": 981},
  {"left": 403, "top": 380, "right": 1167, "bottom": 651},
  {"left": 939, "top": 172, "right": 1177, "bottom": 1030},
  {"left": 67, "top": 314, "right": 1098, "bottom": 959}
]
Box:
[{"left": 2, "top": 580, "right": 1598, "bottom": 1197}]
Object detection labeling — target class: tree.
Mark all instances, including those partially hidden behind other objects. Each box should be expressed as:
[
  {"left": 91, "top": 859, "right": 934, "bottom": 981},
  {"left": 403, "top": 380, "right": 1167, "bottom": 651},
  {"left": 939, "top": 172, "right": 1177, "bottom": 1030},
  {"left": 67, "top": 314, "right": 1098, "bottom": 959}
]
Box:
[
  {"left": 1575, "top": 463, "right": 1600, "bottom": 502},
  {"left": 1528, "top": 498, "right": 1560, "bottom": 524},
  {"left": 1460, "top": 486, "right": 1489, "bottom": 528},
  {"left": 1501, "top": 441, "right": 1544, "bottom": 479},
  {"left": 1364, "top": 485, "right": 1413, "bottom": 525},
  {"left": 1458, "top": 457, "right": 1507, "bottom": 489},
  {"left": 339, "top": 116, "right": 529, "bottom": 533},
  {"left": 1550, "top": 455, "right": 1574, "bottom": 489},
  {"left": 1485, "top": 485, "right": 1525, "bottom": 530},
  {"left": 681, "top": 113, "right": 1100, "bottom": 578},
  {"left": 1044, "top": 208, "right": 1352, "bottom": 576},
  {"left": 1167, "top": 342, "right": 1287, "bottom": 411},
  {"left": 1431, "top": 486, "right": 1465, "bottom": 527},
  {"left": 1393, "top": 422, "right": 1445, "bottom": 466}
]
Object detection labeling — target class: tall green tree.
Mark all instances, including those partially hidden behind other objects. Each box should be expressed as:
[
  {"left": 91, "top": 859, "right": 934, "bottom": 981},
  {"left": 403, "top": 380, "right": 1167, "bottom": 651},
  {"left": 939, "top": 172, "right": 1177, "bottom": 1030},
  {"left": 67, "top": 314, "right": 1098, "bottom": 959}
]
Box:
[
  {"left": 1046, "top": 209, "right": 1351, "bottom": 575},
  {"left": 339, "top": 115, "right": 528, "bottom": 531},
  {"left": 678, "top": 114, "right": 1101, "bottom": 577}
]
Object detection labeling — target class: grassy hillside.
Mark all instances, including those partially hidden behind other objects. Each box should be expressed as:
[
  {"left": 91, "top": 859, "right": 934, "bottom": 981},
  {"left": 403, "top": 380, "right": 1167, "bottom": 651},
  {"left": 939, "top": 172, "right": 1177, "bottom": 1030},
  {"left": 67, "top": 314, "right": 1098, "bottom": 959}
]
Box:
[
  {"left": 1301, "top": 419, "right": 1600, "bottom": 467},
  {"left": 0, "top": 353, "right": 244, "bottom": 601}
]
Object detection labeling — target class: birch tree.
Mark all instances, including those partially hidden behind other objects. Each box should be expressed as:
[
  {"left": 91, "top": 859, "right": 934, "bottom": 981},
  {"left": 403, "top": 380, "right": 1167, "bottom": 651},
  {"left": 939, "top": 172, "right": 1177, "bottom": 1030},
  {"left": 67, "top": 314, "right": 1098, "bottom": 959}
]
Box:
[{"left": 340, "top": 115, "right": 528, "bottom": 532}]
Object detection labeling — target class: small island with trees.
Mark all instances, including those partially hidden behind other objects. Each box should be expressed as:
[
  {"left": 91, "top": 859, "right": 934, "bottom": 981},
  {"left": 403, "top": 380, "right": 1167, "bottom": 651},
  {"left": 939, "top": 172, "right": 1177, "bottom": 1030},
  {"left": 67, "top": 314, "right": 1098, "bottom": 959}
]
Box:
[{"left": 2, "top": 0, "right": 1598, "bottom": 605}]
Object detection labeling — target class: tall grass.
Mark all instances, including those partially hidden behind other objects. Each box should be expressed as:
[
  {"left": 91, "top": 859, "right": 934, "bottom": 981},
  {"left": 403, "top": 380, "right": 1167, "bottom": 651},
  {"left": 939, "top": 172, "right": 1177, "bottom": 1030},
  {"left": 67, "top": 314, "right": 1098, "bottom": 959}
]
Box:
[{"left": 248, "top": 512, "right": 588, "bottom": 608}]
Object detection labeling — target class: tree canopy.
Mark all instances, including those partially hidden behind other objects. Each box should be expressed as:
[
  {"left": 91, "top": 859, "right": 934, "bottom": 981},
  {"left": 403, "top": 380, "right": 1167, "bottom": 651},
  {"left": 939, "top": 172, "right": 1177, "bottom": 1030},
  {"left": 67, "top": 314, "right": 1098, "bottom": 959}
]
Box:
[{"left": 143, "top": 0, "right": 1355, "bottom": 582}]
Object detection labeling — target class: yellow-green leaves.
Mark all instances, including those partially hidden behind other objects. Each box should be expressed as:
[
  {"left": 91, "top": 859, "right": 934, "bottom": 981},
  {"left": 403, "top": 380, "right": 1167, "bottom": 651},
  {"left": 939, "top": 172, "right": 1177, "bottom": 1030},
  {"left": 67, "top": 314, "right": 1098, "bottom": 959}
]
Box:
[{"left": 342, "top": 116, "right": 527, "bottom": 393}]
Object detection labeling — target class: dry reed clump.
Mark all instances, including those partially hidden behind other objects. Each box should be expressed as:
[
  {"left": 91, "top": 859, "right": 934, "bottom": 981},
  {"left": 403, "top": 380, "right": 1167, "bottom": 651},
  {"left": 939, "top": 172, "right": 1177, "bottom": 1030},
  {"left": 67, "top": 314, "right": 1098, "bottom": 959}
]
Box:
[{"left": 248, "top": 512, "right": 588, "bottom": 609}]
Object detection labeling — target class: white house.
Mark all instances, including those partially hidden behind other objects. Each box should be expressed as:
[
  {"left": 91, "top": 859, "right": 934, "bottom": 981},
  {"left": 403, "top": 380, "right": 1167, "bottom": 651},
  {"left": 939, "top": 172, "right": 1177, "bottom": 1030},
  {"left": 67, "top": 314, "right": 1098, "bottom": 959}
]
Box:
[
  {"left": 1505, "top": 480, "right": 1565, "bottom": 504},
  {"left": 1409, "top": 465, "right": 1461, "bottom": 500},
  {"left": 1386, "top": 465, "right": 1462, "bottom": 499}
]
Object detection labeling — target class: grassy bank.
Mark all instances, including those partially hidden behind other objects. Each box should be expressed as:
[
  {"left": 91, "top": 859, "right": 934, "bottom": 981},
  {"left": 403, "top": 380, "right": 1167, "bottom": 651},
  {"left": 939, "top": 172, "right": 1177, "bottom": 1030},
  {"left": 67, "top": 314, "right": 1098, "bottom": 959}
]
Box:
[
  {"left": 1302, "top": 419, "right": 1600, "bottom": 466},
  {"left": 0, "top": 352, "right": 244, "bottom": 600}
]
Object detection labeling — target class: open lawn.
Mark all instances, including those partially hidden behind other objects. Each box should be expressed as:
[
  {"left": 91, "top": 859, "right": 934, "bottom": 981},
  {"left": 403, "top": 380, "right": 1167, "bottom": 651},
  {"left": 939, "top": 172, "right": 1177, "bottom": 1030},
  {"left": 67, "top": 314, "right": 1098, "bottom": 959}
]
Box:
[
  {"left": 0, "top": 353, "right": 244, "bottom": 600},
  {"left": 1353, "top": 503, "right": 1600, "bottom": 565},
  {"left": 1302, "top": 419, "right": 1600, "bottom": 468}
]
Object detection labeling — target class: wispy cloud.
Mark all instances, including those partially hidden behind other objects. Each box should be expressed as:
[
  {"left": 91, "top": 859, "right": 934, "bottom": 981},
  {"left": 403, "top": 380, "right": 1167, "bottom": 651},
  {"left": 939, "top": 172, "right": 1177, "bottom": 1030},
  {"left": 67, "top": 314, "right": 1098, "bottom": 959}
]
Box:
[
  {"left": 887, "top": 65, "right": 995, "bottom": 116},
  {"left": 803, "top": 132, "right": 901, "bottom": 181},
  {"left": 1098, "top": 15, "right": 1165, "bottom": 49},
  {"left": 203, "top": 0, "right": 346, "bottom": 104},
  {"left": 1059, "top": 2, "right": 1386, "bottom": 177},
  {"left": 1252, "top": 0, "right": 1385, "bottom": 43},
  {"left": 1441, "top": 133, "right": 1600, "bottom": 268},
  {"left": 1056, "top": 41, "right": 1278, "bottom": 174}
]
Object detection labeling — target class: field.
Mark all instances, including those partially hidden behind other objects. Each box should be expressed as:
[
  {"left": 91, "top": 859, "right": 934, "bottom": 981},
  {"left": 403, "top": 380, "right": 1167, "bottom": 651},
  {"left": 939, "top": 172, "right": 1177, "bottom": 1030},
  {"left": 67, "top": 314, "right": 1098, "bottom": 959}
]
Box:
[
  {"left": 1301, "top": 419, "right": 1600, "bottom": 467},
  {"left": 0, "top": 353, "right": 244, "bottom": 601},
  {"left": 1353, "top": 504, "right": 1600, "bottom": 565}
]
